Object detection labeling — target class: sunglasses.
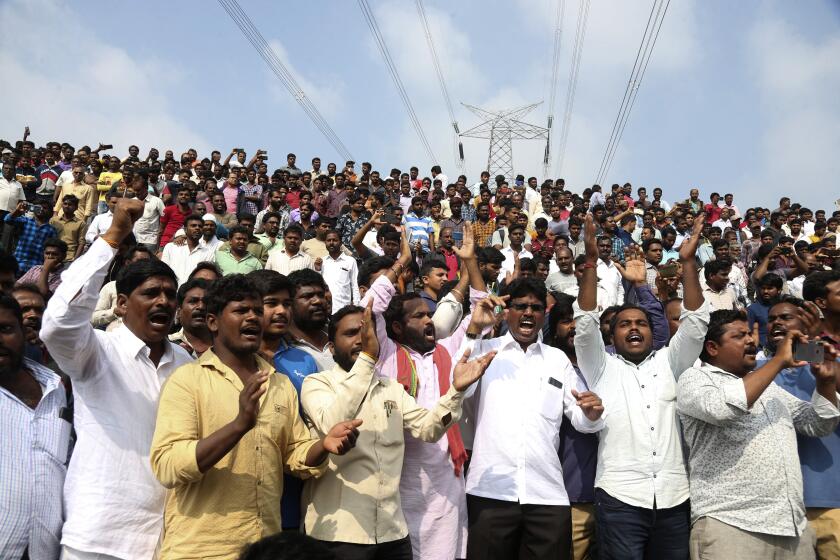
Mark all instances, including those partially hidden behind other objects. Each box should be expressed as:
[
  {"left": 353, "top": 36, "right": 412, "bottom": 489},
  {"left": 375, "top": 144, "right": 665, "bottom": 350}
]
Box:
[{"left": 509, "top": 302, "right": 545, "bottom": 313}]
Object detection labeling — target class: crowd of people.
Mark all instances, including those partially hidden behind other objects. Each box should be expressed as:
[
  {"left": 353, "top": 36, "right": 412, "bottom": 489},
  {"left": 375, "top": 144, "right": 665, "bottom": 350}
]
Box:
[{"left": 0, "top": 129, "right": 839, "bottom": 560}]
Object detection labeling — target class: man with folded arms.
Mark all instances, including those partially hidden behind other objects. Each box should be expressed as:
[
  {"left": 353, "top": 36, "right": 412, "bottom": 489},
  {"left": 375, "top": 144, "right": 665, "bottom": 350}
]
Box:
[
  {"left": 301, "top": 302, "right": 496, "bottom": 559},
  {"left": 677, "top": 310, "right": 839, "bottom": 559},
  {"left": 150, "top": 274, "right": 362, "bottom": 560}
]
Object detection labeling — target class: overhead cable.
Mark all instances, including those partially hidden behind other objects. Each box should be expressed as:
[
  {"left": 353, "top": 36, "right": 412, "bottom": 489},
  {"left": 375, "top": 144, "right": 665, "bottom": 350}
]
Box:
[{"left": 555, "top": 0, "right": 590, "bottom": 176}]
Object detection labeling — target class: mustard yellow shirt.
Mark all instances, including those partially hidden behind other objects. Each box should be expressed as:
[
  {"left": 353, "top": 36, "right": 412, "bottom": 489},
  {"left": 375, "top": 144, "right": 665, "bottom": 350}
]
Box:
[
  {"left": 150, "top": 350, "right": 326, "bottom": 560},
  {"left": 97, "top": 171, "right": 123, "bottom": 200}
]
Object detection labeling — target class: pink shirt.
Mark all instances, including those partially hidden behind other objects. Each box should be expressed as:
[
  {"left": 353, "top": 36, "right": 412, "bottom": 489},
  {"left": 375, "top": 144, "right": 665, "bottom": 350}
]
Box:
[{"left": 360, "top": 276, "right": 487, "bottom": 559}]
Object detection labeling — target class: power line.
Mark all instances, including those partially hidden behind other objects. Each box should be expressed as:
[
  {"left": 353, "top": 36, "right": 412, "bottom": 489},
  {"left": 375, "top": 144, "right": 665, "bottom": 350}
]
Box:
[
  {"left": 594, "top": 0, "right": 670, "bottom": 185},
  {"left": 415, "top": 0, "right": 464, "bottom": 172},
  {"left": 543, "top": 0, "right": 566, "bottom": 177},
  {"left": 358, "top": 0, "right": 438, "bottom": 164},
  {"left": 216, "top": 0, "right": 353, "bottom": 161},
  {"left": 555, "top": 0, "right": 590, "bottom": 176}
]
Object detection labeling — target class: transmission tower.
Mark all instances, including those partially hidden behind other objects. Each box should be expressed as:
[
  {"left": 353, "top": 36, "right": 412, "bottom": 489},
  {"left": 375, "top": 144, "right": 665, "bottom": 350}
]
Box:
[{"left": 460, "top": 102, "right": 548, "bottom": 182}]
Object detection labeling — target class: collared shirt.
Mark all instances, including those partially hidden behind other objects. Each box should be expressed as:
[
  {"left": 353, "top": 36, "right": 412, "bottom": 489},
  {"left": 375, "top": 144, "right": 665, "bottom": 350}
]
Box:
[
  {"left": 573, "top": 302, "right": 710, "bottom": 509},
  {"left": 292, "top": 333, "right": 335, "bottom": 372},
  {"left": 441, "top": 216, "right": 467, "bottom": 247},
  {"left": 133, "top": 194, "right": 165, "bottom": 246},
  {"left": 677, "top": 363, "right": 839, "bottom": 536},
  {"left": 596, "top": 258, "right": 625, "bottom": 308},
  {"left": 215, "top": 248, "right": 264, "bottom": 275},
  {"left": 239, "top": 182, "right": 262, "bottom": 215},
  {"left": 335, "top": 211, "right": 371, "bottom": 257},
  {"left": 40, "top": 238, "right": 193, "bottom": 559},
  {"left": 559, "top": 365, "right": 599, "bottom": 503},
  {"left": 266, "top": 249, "right": 314, "bottom": 275},
  {"left": 702, "top": 284, "right": 738, "bottom": 311},
  {"left": 498, "top": 246, "right": 533, "bottom": 283},
  {"left": 50, "top": 213, "right": 87, "bottom": 260},
  {"left": 301, "top": 353, "right": 465, "bottom": 544},
  {"left": 53, "top": 181, "right": 96, "bottom": 220},
  {"left": 161, "top": 239, "right": 216, "bottom": 285},
  {"left": 150, "top": 351, "right": 326, "bottom": 560},
  {"left": 4, "top": 214, "right": 58, "bottom": 273},
  {"left": 404, "top": 212, "right": 435, "bottom": 253},
  {"left": 471, "top": 220, "right": 496, "bottom": 248},
  {"left": 321, "top": 252, "right": 360, "bottom": 313},
  {"left": 254, "top": 206, "right": 290, "bottom": 234},
  {"left": 0, "top": 176, "right": 26, "bottom": 212},
  {"left": 771, "top": 360, "right": 840, "bottom": 509},
  {"left": 91, "top": 280, "right": 118, "bottom": 329},
  {"left": 0, "top": 359, "right": 69, "bottom": 560},
  {"left": 16, "top": 263, "right": 65, "bottom": 293},
  {"left": 84, "top": 210, "right": 113, "bottom": 244},
  {"left": 456, "top": 333, "right": 604, "bottom": 505}
]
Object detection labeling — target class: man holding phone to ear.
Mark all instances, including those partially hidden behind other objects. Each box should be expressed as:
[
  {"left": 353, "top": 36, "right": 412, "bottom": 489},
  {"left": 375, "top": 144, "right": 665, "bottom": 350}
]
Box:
[{"left": 677, "top": 308, "right": 839, "bottom": 559}]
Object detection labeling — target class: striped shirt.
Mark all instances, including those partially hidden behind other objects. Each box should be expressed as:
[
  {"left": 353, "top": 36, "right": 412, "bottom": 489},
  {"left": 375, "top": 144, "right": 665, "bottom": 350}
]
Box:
[
  {"left": 403, "top": 212, "right": 434, "bottom": 253},
  {"left": 0, "top": 359, "right": 70, "bottom": 560}
]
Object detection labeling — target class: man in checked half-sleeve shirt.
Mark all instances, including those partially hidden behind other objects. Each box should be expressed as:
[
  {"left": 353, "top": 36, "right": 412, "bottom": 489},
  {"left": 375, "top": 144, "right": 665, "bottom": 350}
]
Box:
[{"left": 677, "top": 309, "right": 839, "bottom": 560}]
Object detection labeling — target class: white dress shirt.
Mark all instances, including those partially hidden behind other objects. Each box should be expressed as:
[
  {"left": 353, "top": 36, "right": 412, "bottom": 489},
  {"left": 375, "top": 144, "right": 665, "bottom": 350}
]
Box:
[
  {"left": 0, "top": 177, "right": 26, "bottom": 212},
  {"left": 85, "top": 210, "right": 113, "bottom": 244},
  {"left": 265, "top": 249, "right": 314, "bottom": 275},
  {"left": 573, "top": 302, "right": 710, "bottom": 509},
  {"left": 0, "top": 359, "right": 69, "bottom": 560},
  {"left": 498, "top": 246, "right": 533, "bottom": 283},
  {"left": 596, "top": 258, "right": 625, "bottom": 307},
  {"left": 161, "top": 239, "right": 216, "bottom": 285},
  {"left": 456, "top": 333, "right": 604, "bottom": 505},
  {"left": 41, "top": 238, "right": 193, "bottom": 560},
  {"left": 134, "top": 194, "right": 164, "bottom": 245},
  {"left": 132, "top": 194, "right": 165, "bottom": 245},
  {"left": 321, "top": 253, "right": 360, "bottom": 313}
]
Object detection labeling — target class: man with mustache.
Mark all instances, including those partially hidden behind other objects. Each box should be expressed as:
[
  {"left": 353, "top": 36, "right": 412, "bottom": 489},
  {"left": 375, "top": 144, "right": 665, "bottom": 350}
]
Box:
[
  {"left": 41, "top": 198, "right": 193, "bottom": 560},
  {"left": 150, "top": 274, "right": 360, "bottom": 559},
  {"left": 249, "top": 269, "right": 320, "bottom": 531},
  {"left": 455, "top": 278, "right": 605, "bottom": 560},
  {"left": 575, "top": 212, "right": 709, "bottom": 559},
  {"left": 677, "top": 308, "right": 839, "bottom": 559},
  {"left": 169, "top": 278, "right": 212, "bottom": 358},
  {"left": 0, "top": 292, "right": 71, "bottom": 560},
  {"left": 288, "top": 268, "right": 335, "bottom": 371},
  {"left": 761, "top": 297, "right": 840, "bottom": 559},
  {"left": 360, "top": 230, "right": 489, "bottom": 560},
  {"left": 300, "top": 302, "right": 496, "bottom": 558}
]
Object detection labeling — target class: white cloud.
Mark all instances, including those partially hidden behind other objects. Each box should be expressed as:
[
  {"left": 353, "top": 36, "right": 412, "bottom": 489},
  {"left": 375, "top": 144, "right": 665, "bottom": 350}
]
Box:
[
  {"left": 740, "top": 18, "right": 840, "bottom": 210},
  {"left": 0, "top": 0, "right": 209, "bottom": 156}
]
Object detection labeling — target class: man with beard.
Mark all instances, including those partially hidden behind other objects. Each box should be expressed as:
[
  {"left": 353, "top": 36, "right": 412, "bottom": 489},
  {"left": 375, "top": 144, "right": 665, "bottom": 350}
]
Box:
[
  {"left": 288, "top": 268, "right": 335, "bottom": 371},
  {"left": 266, "top": 224, "right": 313, "bottom": 275},
  {"left": 546, "top": 246, "right": 577, "bottom": 294},
  {"left": 248, "top": 270, "right": 320, "bottom": 531},
  {"left": 761, "top": 297, "right": 840, "bottom": 558},
  {"left": 11, "top": 283, "right": 51, "bottom": 365},
  {"left": 803, "top": 270, "right": 840, "bottom": 349},
  {"left": 677, "top": 309, "right": 839, "bottom": 559},
  {"left": 169, "top": 278, "right": 212, "bottom": 358},
  {"left": 209, "top": 192, "right": 238, "bottom": 235},
  {"left": 40, "top": 198, "right": 193, "bottom": 560},
  {"left": 547, "top": 293, "right": 599, "bottom": 559},
  {"left": 150, "top": 274, "right": 360, "bottom": 559},
  {"left": 454, "top": 279, "right": 605, "bottom": 560},
  {"left": 322, "top": 229, "right": 360, "bottom": 313},
  {"left": 0, "top": 293, "right": 71, "bottom": 560},
  {"left": 301, "top": 302, "right": 497, "bottom": 558},
  {"left": 575, "top": 212, "right": 709, "bottom": 559},
  {"left": 360, "top": 235, "right": 488, "bottom": 560},
  {"left": 161, "top": 214, "right": 216, "bottom": 286},
  {"left": 254, "top": 187, "right": 291, "bottom": 235}
]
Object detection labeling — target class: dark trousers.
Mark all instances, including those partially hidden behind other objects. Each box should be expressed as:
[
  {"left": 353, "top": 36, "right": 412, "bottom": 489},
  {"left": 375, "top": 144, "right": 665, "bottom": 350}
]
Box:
[
  {"left": 594, "top": 488, "right": 690, "bottom": 560},
  {"left": 323, "top": 536, "right": 412, "bottom": 560},
  {"left": 467, "top": 494, "right": 572, "bottom": 560}
]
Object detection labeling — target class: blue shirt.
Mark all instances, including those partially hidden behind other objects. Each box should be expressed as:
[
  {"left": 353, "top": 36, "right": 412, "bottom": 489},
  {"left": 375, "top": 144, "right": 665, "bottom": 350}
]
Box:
[
  {"left": 747, "top": 301, "right": 771, "bottom": 347},
  {"left": 273, "top": 339, "right": 320, "bottom": 529},
  {"left": 403, "top": 212, "right": 434, "bottom": 253},
  {"left": 4, "top": 214, "right": 58, "bottom": 274},
  {"left": 769, "top": 359, "right": 840, "bottom": 508}
]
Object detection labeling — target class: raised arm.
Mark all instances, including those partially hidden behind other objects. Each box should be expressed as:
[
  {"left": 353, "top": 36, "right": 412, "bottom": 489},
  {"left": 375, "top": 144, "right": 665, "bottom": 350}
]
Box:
[
  {"left": 573, "top": 213, "right": 608, "bottom": 386},
  {"left": 352, "top": 209, "right": 382, "bottom": 258},
  {"left": 679, "top": 212, "right": 705, "bottom": 311},
  {"left": 41, "top": 198, "right": 145, "bottom": 380}
]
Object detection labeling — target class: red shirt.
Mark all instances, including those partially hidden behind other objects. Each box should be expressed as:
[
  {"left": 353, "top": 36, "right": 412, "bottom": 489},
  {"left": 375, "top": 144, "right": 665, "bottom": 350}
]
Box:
[
  {"left": 704, "top": 203, "right": 722, "bottom": 224},
  {"left": 286, "top": 189, "right": 301, "bottom": 210},
  {"left": 159, "top": 204, "right": 190, "bottom": 246}
]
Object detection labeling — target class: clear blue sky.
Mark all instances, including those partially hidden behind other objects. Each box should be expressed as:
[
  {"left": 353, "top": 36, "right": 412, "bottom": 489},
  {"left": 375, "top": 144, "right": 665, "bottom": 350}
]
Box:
[{"left": 2, "top": 0, "right": 838, "bottom": 211}]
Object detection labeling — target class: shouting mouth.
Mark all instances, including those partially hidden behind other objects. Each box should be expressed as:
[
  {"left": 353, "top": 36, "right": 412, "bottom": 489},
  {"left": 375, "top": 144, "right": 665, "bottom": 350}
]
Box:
[{"left": 625, "top": 332, "right": 644, "bottom": 347}]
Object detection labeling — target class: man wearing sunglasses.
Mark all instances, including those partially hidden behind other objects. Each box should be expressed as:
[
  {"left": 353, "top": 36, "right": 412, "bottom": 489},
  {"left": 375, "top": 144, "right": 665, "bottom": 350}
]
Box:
[{"left": 453, "top": 277, "right": 606, "bottom": 560}]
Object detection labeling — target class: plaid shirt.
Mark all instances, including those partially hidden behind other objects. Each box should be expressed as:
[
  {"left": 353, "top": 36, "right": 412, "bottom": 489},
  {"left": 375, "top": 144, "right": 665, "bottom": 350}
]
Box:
[
  {"left": 4, "top": 214, "right": 58, "bottom": 274},
  {"left": 461, "top": 204, "right": 477, "bottom": 222},
  {"left": 335, "top": 211, "right": 371, "bottom": 257},
  {"left": 239, "top": 183, "right": 263, "bottom": 215},
  {"left": 472, "top": 220, "right": 496, "bottom": 247},
  {"left": 611, "top": 236, "right": 626, "bottom": 264}
]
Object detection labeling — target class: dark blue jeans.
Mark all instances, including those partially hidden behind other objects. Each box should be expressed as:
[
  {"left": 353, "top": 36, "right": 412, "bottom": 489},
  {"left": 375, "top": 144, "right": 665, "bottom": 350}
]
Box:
[{"left": 594, "top": 488, "right": 690, "bottom": 560}]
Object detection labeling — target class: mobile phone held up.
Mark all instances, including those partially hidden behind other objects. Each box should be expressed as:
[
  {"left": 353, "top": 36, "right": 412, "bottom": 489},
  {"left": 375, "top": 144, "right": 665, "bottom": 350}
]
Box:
[{"left": 792, "top": 340, "right": 824, "bottom": 364}]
